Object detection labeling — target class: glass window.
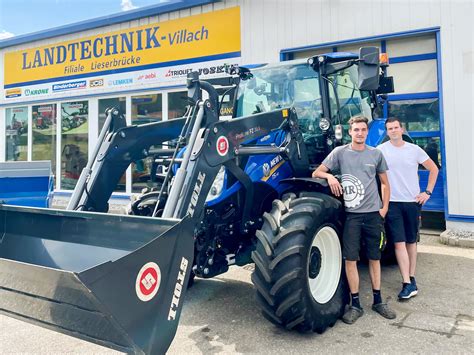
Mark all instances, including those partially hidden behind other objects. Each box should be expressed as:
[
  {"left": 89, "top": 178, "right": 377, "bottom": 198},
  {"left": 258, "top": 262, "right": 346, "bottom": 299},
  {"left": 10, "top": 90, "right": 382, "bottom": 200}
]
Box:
[
  {"left": 412, "top": 137, "right": 442, "bottom": 170},
  {"left": 337, "top": 42, "right": 381, "bottom": 55},
  {"left": 32, "top": 104, "right": 57, "bottom": 178},
  {"left": 386, "top": 35, "right": 436, "bottom": 57},
  {"left": 168, "top": 91, "right": 188, "bottom": 119},
  {"left": 60, "top": 101, "right": 88, "bottom": 190},
  {"left": 5, "top": 106, "right": 28, "bottom": 161},
  {"left": 292, "top": 47, "right": 333, "bottom": 60},
  {"left": 131, "top": 94, "right": 162, "bottom": 192},
  {"left": 388, "top": 60, "right": 437, "bottom": 94},
  {"left": 388, "top": 98, "right": 440, "bottom": 132},
  {"left": 98, "top": 97, "right": 126, "bottom": 130},
  {"left": 132, "top": 94, "right": 162, "bottom": 124},
  {"left": 217, "top": 88, "right": 235, "bottom": 118}
]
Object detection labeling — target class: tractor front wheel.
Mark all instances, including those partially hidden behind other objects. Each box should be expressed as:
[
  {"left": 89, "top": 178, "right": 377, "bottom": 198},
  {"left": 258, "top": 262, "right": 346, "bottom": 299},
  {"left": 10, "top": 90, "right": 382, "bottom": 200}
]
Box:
[{"left": 251, "top": 192, "right": 348, "bottom": 333}]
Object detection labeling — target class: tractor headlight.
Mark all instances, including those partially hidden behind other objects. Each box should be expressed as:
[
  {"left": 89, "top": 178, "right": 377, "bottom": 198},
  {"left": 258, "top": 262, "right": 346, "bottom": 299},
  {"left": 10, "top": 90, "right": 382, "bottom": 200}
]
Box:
[{"left": 206, "top": 166, "right": 226, "bottom": 202}]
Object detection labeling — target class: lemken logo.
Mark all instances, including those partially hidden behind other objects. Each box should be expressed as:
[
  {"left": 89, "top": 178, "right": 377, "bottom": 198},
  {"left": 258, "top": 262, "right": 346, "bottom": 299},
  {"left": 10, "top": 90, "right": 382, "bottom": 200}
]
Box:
[
  {"left": 52, "top": 80, "right": 87, "bottom": 92},
  {"left": 108, "top": 78, "right": 133, "bottom": 86},
  {"left": 25, "top": 88, "right": 49, "bottom": 96}
]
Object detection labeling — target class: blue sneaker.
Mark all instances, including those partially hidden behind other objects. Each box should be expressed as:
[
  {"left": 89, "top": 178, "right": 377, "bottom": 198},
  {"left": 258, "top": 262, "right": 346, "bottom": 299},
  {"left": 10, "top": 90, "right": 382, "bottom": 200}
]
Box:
[{"left": 398, "top": 283, "right": 418, "bottom": 300}]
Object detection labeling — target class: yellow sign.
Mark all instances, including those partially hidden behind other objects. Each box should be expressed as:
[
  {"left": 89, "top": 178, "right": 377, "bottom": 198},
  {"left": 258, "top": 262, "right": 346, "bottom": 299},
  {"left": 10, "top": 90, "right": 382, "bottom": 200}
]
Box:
[{"left": 4, "top": 7, "right": 241, "bottom": 88}]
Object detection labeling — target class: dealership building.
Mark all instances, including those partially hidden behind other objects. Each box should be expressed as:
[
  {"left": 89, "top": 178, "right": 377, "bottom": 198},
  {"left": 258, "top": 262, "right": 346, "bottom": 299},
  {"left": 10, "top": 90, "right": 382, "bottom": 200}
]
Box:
[{"left": 0, "top": 0, "right": 472, "bottom": 234}]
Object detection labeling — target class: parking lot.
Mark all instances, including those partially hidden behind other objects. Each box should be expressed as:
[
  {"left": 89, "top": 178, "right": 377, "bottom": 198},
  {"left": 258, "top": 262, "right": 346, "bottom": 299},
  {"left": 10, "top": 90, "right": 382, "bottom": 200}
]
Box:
[{"left": 1, "top": 235, "right": 473, "bottom": 354}]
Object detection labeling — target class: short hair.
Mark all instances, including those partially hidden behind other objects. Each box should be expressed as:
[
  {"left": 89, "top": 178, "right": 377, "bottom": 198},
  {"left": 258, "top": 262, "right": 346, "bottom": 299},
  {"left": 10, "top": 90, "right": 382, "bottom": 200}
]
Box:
[
  {"left": 385, "top": 117, "right": 403, "bottom": 128},
  {"left": 348, "top": 115, "right": 369, "bottom": 129}
]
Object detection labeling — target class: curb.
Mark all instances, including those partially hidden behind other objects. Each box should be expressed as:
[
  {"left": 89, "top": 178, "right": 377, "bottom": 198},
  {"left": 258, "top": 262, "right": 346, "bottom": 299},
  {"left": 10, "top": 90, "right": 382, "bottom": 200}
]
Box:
[{"left": 439, "top": 230, "right": 474, "bottom": 248}]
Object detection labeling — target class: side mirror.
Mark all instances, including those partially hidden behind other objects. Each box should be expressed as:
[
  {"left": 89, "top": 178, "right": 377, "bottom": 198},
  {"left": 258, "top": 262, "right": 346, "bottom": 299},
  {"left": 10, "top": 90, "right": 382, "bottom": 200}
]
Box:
[{"left": 358, "top": 47, "right": 380, "bottom": 91}]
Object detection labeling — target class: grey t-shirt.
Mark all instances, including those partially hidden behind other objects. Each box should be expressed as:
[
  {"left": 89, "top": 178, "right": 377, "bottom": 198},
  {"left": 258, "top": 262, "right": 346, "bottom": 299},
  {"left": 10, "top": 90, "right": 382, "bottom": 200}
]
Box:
[{"left": 322, "top": 144, "right": 388, "bottom": 213}]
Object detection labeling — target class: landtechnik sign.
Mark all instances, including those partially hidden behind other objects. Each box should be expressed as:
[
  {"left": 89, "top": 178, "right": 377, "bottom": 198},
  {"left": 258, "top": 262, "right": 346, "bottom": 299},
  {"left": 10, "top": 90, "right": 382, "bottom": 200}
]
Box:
[{"left": 3, "top": 7, "right": 241, "bottom": 89}]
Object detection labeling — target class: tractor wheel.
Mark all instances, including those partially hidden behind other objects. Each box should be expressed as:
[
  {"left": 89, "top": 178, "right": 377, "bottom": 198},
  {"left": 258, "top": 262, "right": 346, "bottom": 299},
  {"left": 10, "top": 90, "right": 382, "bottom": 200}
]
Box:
[{"left": 251, "top": 192, "right": 348, "bottom": 333}]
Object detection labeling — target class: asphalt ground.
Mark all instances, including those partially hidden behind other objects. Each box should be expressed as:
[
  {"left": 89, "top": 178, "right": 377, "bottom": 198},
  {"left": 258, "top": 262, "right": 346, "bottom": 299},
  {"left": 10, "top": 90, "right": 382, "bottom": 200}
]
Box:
[{"left": 1, "top": 235, "right": 473, "bottom": 354}]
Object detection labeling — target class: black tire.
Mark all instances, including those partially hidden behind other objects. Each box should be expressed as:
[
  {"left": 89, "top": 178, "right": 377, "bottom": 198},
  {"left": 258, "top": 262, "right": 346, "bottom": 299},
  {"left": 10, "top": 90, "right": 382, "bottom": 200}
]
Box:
[{"left": 251, "top": 192, "right": 348, "bottom": 333}]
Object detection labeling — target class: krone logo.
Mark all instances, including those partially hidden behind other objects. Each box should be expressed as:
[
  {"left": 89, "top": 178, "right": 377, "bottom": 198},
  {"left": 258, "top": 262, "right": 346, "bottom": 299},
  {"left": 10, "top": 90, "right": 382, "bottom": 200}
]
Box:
[{"left": 341, "top": 174, "right": 365, "bottom": 208}]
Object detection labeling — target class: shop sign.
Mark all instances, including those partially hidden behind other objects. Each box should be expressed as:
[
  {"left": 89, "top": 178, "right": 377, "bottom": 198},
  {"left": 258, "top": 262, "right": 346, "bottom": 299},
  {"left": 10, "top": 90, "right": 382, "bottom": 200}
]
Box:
[
  {"left": 4, "top": 7, "right": 241, "bottom": 89},
  {"left": 52, "top": 80, "right": 87, "bottom": 92},
  {"left": 5, "top": 88, "right": 22, "bottom": 98},
  {"left": 25, "top": 88, "right": 49, "bottom": 96}
]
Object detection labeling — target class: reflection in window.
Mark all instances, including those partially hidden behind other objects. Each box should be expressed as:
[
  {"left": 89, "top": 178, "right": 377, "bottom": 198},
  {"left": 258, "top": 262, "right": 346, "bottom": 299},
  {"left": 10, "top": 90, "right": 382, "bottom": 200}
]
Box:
[
  {"left": 61, "top": 101, "right": 88, "bottom": 190},
  {"left": 131, "top": 94, "right": 162, "bottom": 192},
  {"left": 99, "top": 97, "right": 126, "bottom": 131},
  {"left": 388, "top": 98, "right": 439, "bottom": 132},
  {"left": 5, "top": 107, "right": 28, "bottom": 161},
  {"left": 32, "top": 104, "right": 57, "bottom": 179},
  {"left": 217, "top": 88, "right": 235, "bottom": 118},
  {"left": 168, "top": 91, "right": 188, "bottom": 119},
  {"left": 412, "top": 137, "right": 442, "bottom": 169},
  {"left": 99, "top": 97, "right": 126, "bottom": 191}
]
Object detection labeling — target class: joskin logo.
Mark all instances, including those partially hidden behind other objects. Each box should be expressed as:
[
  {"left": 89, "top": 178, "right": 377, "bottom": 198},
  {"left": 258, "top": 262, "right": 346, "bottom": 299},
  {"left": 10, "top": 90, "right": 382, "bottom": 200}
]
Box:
[
  {"left": 5, "top": 88, "right": 22, "bottom": 98},
  {"left": 341, "top": 174, "right": 365, "bottom": 208},
  {"left": 52, "top": 80, "right": 87, "bottom": 91},
  {"left": 25, "top": 88, "right": 49, "bottom": 96}
]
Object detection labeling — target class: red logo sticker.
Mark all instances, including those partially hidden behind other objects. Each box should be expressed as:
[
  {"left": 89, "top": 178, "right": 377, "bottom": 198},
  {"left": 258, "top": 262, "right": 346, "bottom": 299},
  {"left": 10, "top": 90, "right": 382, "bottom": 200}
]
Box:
[
  {"left": 136, "top": 262, "right": 161, "bottom": 302},
  {"left": 216, "top": 136, "right": 229, "bottom": 156}
]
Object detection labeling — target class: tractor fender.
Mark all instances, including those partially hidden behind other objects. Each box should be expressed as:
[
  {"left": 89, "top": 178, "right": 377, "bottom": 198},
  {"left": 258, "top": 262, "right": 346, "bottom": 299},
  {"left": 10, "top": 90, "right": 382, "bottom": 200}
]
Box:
[{"left": 280, "top": 177, "right": 335, "bottom": 197}]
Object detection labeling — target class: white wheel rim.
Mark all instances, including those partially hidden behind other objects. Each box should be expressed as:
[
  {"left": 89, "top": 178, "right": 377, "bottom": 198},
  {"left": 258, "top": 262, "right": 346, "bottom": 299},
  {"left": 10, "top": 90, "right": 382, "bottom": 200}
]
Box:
[{"left": 308, "top": 226, "right": 342, "bottom": 304}]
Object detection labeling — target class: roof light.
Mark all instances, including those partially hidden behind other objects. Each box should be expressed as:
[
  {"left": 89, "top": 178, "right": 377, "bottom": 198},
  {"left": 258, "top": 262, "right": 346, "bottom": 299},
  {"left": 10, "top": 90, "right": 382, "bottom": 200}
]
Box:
[{"left": 380, "top": 53, "right": 389, "bottom": 65}]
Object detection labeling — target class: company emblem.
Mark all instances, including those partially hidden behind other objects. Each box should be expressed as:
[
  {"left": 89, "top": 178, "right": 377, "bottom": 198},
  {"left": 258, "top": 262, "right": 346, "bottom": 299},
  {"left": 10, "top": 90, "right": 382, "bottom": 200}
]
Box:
[
  {"left": 216, "top": 136, "right": 229, "bottom": 156},
  {"left": 89, "top": 78, "right": 104, "bottom": 87},
  {"left": 5, "top": 88, "right": 22, "bottom": 98},
  {"left": 52, "top": 80, "right": 87, "bottom": 92},
  {"left": 263, "top": 163, "right": 271, "bottom": 177},
  {"left": 108, "top": 78, "right": 133, "bottom": 86},
  {"left": 135, "top": 262, "right": 161, "bottom": 302},
  {"left": 341, "top": 174, "right": 365, "bottom": 208},
  {"left": 25, "top": 88, "right": 49, "bottom": 96},
  {"left": 137, "top": 73, "right": 157, "bottom": 81}
]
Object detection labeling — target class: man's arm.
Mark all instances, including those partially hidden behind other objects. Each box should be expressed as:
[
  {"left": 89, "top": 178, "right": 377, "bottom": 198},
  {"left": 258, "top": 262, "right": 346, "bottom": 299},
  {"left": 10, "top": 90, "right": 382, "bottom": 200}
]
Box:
[
  {"left": 416, "top": 159, "right": 439, "bottom": 204},
  {"left": 378, "top": 172, "right": 390, "bottom": 218},
  {"left": 312, "top": 164, "right": 343, "bottom": 197}
]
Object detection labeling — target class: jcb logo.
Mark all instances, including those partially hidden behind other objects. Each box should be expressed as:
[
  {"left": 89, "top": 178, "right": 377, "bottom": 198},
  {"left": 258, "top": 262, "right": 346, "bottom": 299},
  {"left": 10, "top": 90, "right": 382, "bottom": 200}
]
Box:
[{"left": 89, "top": 79, "right": 104, "bottom": 87}]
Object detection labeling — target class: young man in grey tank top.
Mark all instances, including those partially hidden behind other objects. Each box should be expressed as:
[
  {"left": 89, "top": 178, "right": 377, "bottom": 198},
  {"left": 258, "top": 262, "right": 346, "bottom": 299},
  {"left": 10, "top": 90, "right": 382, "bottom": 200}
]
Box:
[{"left": 313, "top": 116, "right": 396, "bottom": 324}]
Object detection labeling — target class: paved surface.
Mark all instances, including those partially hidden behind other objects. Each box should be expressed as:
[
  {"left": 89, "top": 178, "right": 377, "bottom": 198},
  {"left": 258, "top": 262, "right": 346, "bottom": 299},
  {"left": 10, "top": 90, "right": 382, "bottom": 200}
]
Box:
[{"left": 1, "top": 235, "right": 473, "bottom": 354}]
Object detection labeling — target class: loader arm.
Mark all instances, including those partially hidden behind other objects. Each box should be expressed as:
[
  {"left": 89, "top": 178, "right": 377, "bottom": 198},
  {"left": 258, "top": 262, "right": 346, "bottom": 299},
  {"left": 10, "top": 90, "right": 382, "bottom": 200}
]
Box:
[{"left": 71, "top": 113, "right": 187, "bottom": 212}]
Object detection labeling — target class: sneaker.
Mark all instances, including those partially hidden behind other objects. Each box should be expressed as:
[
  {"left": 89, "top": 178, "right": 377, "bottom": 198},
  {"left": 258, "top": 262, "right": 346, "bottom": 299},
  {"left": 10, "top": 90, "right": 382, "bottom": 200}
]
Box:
[
  {"left": 398, "top": 282, "right": 418, "bottom": 300},
  {"left": 372, "top": 303, "right": 397, "bottom": 319},
  {"left": 342, "top": 306, "right": 364, "bottom": 324}
]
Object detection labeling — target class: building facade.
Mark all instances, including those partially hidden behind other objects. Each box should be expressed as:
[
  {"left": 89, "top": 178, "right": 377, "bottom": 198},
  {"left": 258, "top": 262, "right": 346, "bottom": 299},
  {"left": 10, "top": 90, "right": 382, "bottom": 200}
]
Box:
[{"left": 0, "top": 0, "right": 472, "bottom": 233}]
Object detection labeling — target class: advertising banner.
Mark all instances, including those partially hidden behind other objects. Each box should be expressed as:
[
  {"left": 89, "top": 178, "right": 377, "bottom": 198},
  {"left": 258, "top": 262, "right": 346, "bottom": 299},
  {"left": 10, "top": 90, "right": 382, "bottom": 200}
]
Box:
[{"left": 4, "top": 7, "right": 241, "bottom": 90}]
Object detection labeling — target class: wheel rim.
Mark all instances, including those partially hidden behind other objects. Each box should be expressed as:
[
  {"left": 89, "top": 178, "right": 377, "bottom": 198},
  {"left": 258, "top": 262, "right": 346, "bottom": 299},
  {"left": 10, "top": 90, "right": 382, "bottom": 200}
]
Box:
[{"left": 308, "top": 226, "right": 342, "bottom": 304}]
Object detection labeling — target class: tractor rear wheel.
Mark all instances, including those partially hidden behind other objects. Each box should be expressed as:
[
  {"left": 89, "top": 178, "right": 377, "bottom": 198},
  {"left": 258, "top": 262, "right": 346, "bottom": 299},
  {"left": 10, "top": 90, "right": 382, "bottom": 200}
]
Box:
[{"left": 251, "top": 192, "right": 348, "bottom": 333}]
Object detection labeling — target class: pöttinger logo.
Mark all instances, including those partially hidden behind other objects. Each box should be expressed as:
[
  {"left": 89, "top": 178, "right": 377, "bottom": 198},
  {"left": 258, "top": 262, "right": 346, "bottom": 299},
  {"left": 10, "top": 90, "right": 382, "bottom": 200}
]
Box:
[{"left": 341, "top": 174, "right": 365, "bottom": 208}]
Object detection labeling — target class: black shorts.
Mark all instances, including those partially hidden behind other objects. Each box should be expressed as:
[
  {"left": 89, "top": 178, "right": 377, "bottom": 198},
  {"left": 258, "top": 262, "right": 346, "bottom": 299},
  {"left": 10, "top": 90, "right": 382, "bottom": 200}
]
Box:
[
  {"left": 343, "top": 212, "right": 384, "bottom": 261},
  {"left": 385, "top": 202, "right": 421, "bottom": 244}
]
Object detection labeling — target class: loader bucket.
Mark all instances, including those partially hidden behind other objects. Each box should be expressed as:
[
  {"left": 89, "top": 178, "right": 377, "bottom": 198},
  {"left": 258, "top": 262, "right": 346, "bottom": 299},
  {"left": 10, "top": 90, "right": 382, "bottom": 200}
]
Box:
[{"left": 0, "top": 205, "right": 195, "bottom": 354}]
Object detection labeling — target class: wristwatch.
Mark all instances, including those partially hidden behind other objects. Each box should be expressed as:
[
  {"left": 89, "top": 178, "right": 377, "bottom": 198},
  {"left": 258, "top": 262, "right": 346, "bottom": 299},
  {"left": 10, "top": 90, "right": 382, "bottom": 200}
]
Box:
[{"left": 425, "top": 190, "right": 432, "bottom": 196}]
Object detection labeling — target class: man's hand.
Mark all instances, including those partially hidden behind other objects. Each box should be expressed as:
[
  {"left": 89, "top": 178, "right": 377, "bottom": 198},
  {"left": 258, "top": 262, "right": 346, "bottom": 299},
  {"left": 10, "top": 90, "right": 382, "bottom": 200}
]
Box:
[
  {"left": 379, "top": 207, "right": 388, "bottom": 219},
  {"left": 416, "top": 192, "right": 431, "bottom": 205},
  {"left": 327, "top": 175, "right": 343, "bottom": 197}
]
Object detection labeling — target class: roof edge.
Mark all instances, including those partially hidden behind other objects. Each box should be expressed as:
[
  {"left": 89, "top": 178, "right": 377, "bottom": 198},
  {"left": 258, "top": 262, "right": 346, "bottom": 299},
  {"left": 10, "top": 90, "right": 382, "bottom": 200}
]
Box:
[{"left": 0, "top": 0, "right": 220, "bottom": 49}]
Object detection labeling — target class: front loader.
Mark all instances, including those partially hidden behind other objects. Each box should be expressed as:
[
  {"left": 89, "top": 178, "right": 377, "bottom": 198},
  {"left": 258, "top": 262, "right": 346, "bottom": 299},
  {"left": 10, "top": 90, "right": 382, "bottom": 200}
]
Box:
[{"left": 0, "top": 47, "right": 392, "bottom": 353}]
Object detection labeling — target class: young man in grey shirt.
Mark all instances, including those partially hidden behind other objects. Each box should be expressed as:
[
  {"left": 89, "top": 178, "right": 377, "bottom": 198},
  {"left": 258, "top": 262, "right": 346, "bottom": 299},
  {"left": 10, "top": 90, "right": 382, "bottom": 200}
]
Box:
[{"left": 313, "top": 115, "right": 396, "bottom": 324}]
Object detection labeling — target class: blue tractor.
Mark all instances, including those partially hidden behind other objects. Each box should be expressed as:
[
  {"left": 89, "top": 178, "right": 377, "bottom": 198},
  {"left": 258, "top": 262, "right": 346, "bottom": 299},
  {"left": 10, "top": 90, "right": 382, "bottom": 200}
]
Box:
[
  {"left": 0, "top": 47, "right": 393, "bottom": 353},
  {"left": 130, "top": 49, "right": 394, "bottom": 331}
]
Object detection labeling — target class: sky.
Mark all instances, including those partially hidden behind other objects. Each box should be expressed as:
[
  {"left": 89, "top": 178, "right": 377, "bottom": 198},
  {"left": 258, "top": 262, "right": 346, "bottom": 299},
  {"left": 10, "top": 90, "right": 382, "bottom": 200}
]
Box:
[{"left": 0, "top": 0, "right": 168, "bottom": 40}]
